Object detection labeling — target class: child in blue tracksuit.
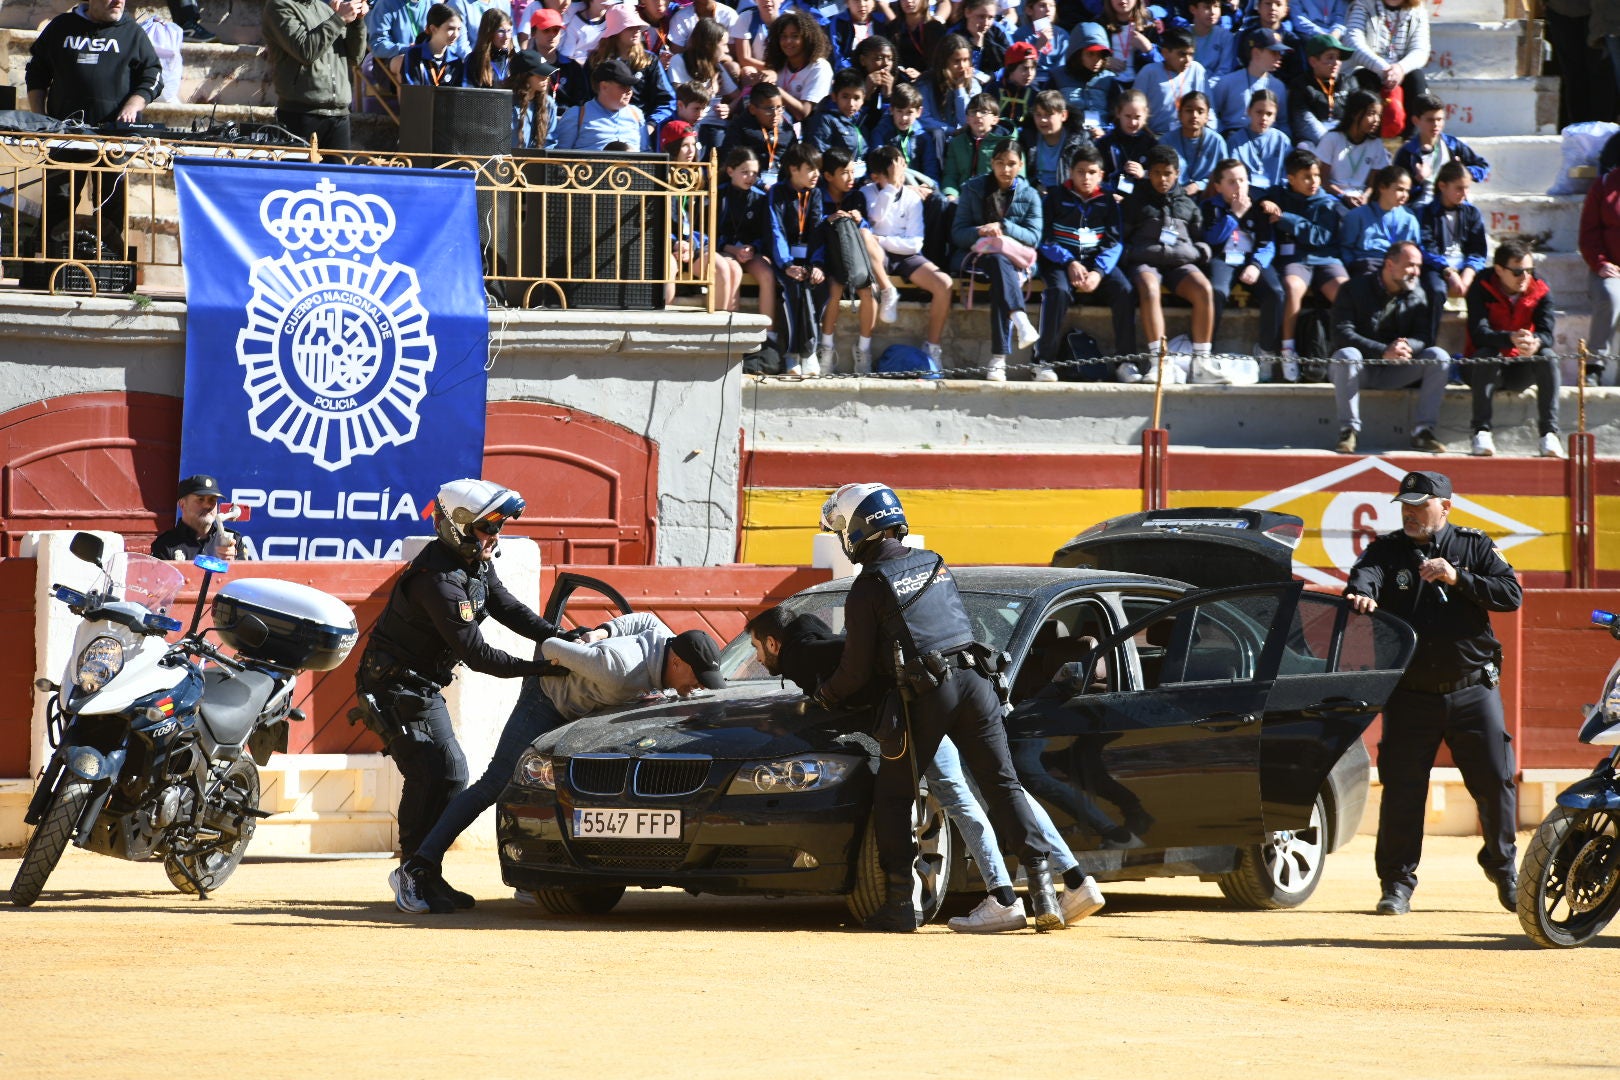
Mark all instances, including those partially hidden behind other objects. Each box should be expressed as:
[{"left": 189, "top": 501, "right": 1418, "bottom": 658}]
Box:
[
  {"left": 1416, "top": 160, "right": 1490, "bottom": 346},
  {"left": 801, "top": 68, "right": 870, "bottom": 169},
  {"left": 1339, "top": 163, "right": 1420, "bottom": 275},
  {"left": 1393, "top": 93, "right": 1492, "bottom": 207},
  {"left": 1097, "top": 88, "right": 1157, "bottom": 196},
  {"left": 1229, "top": 89, "right": 1290, "bottom": 196},
  {"left": 1274, "top": 147, "right": 1349, "bottom": 370},
  {"left": 1035, "top": 144, "right": 1138, "bottom": 373},
  {"left": 769, "top": 144, "right": 830, "bottom": 374},
  {"left": 1203, "top": 157, "right": 1283, "bottom": 355}
]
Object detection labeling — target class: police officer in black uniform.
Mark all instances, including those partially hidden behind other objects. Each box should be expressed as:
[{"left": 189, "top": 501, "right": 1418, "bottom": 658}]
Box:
[
  {"left": 357, "top": 478, "right": 564, "bottom": 915},
  {"left": 1344, "top": 470, "right": 1523, "bottom": 916},
  {"left": 813, "top": 483, "right": 1063, "bottom": 933}
]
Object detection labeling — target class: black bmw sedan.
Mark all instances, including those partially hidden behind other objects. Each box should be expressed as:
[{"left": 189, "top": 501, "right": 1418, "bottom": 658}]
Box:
[{"left": 496, "top": 509, "right": 1416, "bottom": 923}]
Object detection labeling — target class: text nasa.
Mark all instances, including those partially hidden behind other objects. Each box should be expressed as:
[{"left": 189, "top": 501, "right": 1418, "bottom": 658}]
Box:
[{"left": 231, "top": 487, "right": 423, "bottom": 561}]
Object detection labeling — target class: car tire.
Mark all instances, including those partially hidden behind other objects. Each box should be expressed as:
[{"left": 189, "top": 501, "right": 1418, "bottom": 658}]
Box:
[
  {"left": 846, "top": 778, "right": 955, "bottom": 925},
  {"left": 528, "top": 885, "right": 627, "bottom": 916},
  {"left": 1217, "top": 795, "right": 1328, "bottom": 910}
]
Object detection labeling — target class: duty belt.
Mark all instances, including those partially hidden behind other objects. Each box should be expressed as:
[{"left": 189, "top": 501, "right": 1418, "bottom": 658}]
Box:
[{"left": 1400, "top": 668, "right": 1489, "bottom": 695}]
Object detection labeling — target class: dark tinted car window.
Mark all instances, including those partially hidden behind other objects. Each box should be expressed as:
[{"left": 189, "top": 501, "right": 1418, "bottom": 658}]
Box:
[{"left": 719, "top": 589, "right": 1030, "bottom": 682}]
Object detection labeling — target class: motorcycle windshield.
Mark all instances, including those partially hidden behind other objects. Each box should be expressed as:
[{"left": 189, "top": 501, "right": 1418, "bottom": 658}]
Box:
[{"left": 111, "top": 552, "right": 186, "bottom": 615}]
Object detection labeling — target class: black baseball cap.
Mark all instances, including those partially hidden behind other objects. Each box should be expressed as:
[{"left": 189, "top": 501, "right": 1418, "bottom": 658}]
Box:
[
  {"left": 669, "top": 629, "right": 725, "bottom": 690},
  {"left": 1246, "top": 27, "right": 1292, "bottom": 53},
  {"left": 509, "top": 49, "right": 557, "bottom": 81},
  {"left": 594, "top": 57, "right": 638, "bottom": 88},
  {"left": 1393, "top": 470, "right": 1452, "bottom": 504},
  {"left": 178, "top": 474, "right": 223, "bottom": 499}
]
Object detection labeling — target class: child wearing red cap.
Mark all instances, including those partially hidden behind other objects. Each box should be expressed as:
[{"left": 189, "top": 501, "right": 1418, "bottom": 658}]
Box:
[{"left": 992, "top": 39, "right": 1042, "bottom": 128}]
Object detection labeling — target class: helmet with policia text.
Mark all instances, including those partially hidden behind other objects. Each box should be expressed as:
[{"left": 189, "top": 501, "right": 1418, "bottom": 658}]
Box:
[
  {"left": 434, "top": 478, "right": 526, "bottom": 562},
  {"left": 819, "top": 482, "right": 908, "bottom": 559}
]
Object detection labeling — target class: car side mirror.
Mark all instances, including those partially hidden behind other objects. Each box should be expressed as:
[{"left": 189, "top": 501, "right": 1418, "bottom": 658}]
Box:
[{"left": 69, "top": 532, "right": 105, "bottom": 569}]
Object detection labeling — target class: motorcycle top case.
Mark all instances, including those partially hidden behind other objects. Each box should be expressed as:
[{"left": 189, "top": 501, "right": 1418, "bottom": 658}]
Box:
[{"left": 212, "top": 579, "right": 358, "bottom": 671}]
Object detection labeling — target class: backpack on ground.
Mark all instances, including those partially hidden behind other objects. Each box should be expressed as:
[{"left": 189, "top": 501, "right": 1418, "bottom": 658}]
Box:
[
  {"left": 876, "top": 343, "right": 941, "bottom": 379},
  {"left": 1058, "top": 328, "right": 1109, "bottom": 382},
  {"left": 1294, "top": 305, "right": 1333, "bottom": 383}
]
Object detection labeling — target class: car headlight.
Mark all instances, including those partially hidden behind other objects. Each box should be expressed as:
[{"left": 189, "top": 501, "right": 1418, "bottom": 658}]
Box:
[
  {"left": 76, "top": 636, "right": 124, "bottom": 694},
  {"left": 515, "top": 749, "right": 556, "bottom": 789},
  {"left": 725, "top": 754, "right": 860, "bottom": 795}
]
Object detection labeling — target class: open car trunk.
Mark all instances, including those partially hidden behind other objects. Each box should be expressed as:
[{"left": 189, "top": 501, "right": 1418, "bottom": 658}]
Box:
[{"left": 1051, "top": 507, "right": 1303, "bottom": 589}]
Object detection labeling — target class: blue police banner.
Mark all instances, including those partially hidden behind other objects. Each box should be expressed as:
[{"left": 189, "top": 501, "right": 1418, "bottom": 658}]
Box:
[{"left": 174, "top": 158, "right": 488, "bottom": 560}]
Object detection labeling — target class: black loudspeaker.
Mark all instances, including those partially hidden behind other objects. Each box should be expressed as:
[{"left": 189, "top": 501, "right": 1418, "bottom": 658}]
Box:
[
  {"left": 515, "top": 151, "right": 667, "bottom": 310},
  {"left": 398, "top": 85, "right": 515, "bottom": 281}
]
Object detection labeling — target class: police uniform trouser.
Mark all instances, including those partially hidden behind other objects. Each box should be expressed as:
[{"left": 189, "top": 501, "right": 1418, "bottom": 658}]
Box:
[
  {"left": 875, "top": 666, "right": 1047, "bottom": 882},
  {"left": 379, "top": 686, "right": 469, "bottom": 858},
  {"left": 1374, "top": 682, "right": 1517, "bottom": 892}
]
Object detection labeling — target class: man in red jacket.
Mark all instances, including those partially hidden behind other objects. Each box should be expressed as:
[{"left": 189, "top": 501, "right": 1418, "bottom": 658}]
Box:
[
  {"left": 1463, "top": 238, "right": 1561, "bottom": 459},
  {"left": 1579, "top": 163, "right": 1620, "bottom": 387}
]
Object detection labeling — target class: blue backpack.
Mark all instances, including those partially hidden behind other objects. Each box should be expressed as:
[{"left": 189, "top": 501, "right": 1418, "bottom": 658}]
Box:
[{"left": 876, "top": 344, "right": 942, "bottom": 379}]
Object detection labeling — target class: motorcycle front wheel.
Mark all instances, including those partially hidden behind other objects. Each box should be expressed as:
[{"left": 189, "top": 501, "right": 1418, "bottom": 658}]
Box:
[
  {"left": 10, "top": 780, "right": 92, "bottom": 908},
  {"left": 1517, "top": 806, "right": 1620, "bottom": 948},
  {"left": 165, "top": 758, "right": 261, "bottom": 896}
]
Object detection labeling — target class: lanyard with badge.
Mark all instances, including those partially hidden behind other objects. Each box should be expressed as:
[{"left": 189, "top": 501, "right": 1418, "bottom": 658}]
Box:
[{"left": 791, "top": 191, "right": 811, "bottom": 260}]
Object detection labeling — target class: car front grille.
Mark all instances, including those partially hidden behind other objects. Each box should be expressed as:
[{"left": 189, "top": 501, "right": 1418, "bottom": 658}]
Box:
[
  {"left": 632, "top": 757, "right": 711, "bottom": 797},
  {"left": 710, "top": 846, "right": 798, "bottom": 871},
  {"left": 573, "top": 839, "right": 690, "bottom": 871},
  {"left": 569, "top": 756, "right": 630, "bottom": 795}
]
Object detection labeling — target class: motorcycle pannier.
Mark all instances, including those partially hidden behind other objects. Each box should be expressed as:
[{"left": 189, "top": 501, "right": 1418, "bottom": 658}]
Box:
[{"left": 213, "top": 579, "right": 358, "bottom": 671}]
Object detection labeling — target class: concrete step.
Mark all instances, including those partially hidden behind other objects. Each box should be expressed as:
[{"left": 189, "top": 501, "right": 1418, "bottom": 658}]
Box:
[
  {"left": 1471, "top": 192, "right": 1578, "bottom": 252},
  {"left": 1427, "top": 21, "right": 1525, "bottom": 81},
  {"left": 1, "top": 1, "right": 267, "bottom": 46},
  {"left": 1467, "top": 135, "right": 1564, "bottom": 196},
  {"left": 1424, "top": 77, "right": 1558, "bottom": 136},
  {"left": 1, "top": 28, "right": 272, "bottom": 107},
  {"left": 1429, "top": 0, "right": 1509, "bottom": 22}
]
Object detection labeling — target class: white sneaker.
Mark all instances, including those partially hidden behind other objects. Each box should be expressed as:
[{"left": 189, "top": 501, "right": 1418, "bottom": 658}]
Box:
[
  {"left": 879, "top": 286, "right": 900, "bottom": 324},
  {"left": 389, "top": 865, "right": 430, "bottom": 914},
  {"left": 1116, "top": 361, "right": 1144, "bottom": 383},
  {"left": 985, "top": 356, "right": 1007, "bottom": 382},
  {"left": 806, "top": 347, "right": 826, "bottom": 376},
  {"left": 1541, "top": 432, "right": 1567, "bottom": 459},
  {"left": 513, "top": 888, "right": 538, "bottom": 906},
  {"left": 1280, "top": 347, "right": 1300, "bottom": 383},
  {"left": 784, "top": 356, "right": 802, "bottom": 376},
  {"left": 1011, "top": 311, "right": 1040, "bottom": 351},
  {"left": 1471, "top": 430, "right": 1495, "bottom": 457},
  {"left": 1059, "top": 876, "right": 1106, "bottom": 925},
  {"left": 947, "top": 894, "right": 1028, "bottom": 933},
  {"left": 924, "top": 342, "right": 943, "bottom": 361},
  {"left": 854, "top": 347, "right": 873, "bottom": 375},
  {"left": 1032, "top": 363, "right": 1058, "bottom": 382}
]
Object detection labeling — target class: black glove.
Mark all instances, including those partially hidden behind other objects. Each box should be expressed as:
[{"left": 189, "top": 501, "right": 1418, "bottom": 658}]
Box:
[{"left": 559, "top": 625, "right": 592, "bottom": 643}]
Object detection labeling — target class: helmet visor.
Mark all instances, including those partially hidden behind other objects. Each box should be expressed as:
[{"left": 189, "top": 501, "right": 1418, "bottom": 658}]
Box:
[{"left": 475, "top": 491, "right": 526, "bottom": 531}]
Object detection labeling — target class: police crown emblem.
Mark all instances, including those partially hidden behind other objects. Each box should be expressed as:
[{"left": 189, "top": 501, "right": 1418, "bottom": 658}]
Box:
[{"left": 236, "top": 177, "right": 436, "bottom": 472}]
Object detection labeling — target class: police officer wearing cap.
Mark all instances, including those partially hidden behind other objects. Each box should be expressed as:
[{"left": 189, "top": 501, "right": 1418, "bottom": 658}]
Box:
[
  {"left": 1344, "top": 470, "right": 1523, "bottom": 916},
  {"left": 357, "top": 478, "right": 566, "bottom": 915},
  {"left": 152, "top": 475, "right": 249, "bottom": 562},
  {"left": 814, "top": 483, "right": 1065, "bottom": 933}
]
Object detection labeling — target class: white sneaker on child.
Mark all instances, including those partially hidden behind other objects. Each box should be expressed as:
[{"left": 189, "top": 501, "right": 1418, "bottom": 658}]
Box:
[
  {"left": 783, "top": 356, "right": 803, "bottom": 376},
  {"left": 854, "top": 347, "right": 873, "bottom": 375},
  {"left": 1032, "top": 363, "right": 1058, "bottom": 382},
  {"left": 805, "top": 348, "right": 826, "bottom": 376},
  {"left": 1011, "top": 311, "right": 1040, "bottom": 351},
  {"left": 1471, "top": 430, "right": 1495, "bottom": 457},
  {"left": 879, "top": 286, "right": 900, "bottom": 324},
  {"left": 985, "top": 356, "right": 1007, "bottom": 382},
  {"left": 1116, "top": 361, "right": 1144, "bottom": 383},
  {"left": 1540, "top": 432, "right": 1566, "bottom": 459},
  {"left": 1280, "top": 347, "right": 1301, "bottom": 383}
]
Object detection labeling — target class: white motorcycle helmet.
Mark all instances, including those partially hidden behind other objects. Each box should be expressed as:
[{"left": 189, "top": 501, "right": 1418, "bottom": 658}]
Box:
[
  {"left": 819, "top": 482, "right": 908, "bottom": 560},
  {"left": 434, "top": 478, "right": 525, "bottom": 562}
]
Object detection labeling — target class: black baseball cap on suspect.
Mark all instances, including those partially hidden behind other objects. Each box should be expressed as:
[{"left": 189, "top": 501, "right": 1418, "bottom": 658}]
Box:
[
  {"left": 1393, "top": 471, "right": 1452, "bottom": 504},
  {"left": 669, "top": 629, "right": 725, "bottom": 690}
]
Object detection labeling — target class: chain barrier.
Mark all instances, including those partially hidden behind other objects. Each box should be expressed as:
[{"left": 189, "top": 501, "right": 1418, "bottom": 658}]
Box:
[{"left": 754, "top": 350, "right": 1598, "bottom": 383}]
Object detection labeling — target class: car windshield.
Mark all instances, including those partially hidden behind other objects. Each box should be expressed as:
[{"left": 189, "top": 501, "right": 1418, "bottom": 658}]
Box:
[{"left": 719, "top": 588, "right": 1030, "bottom": 682}]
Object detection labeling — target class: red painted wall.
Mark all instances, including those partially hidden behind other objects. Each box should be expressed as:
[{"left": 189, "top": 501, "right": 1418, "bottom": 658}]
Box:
[{"left": 0, "top": 559, "right": 36, "bottom": 776}]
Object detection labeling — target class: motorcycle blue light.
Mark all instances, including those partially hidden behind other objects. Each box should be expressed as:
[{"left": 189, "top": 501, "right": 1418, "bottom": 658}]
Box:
[
  {"left": 142, "top": 613, "right": 183, "bottom": 634},
  {"left": 1595, "top": 610, "right": 1617, "bottom": 627},
  {"left": 194, "top": 555, "right": 229, "bottom": 574}
]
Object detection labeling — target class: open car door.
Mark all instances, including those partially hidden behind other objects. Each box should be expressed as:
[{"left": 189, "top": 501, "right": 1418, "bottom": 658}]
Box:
[
  {"left": 1257, "top": 592, "right": 1416, "bottom": 832},
  {"left": 543, "top": 572, "right": 635, "bottom": 627},
  {"left": 1007, "top": 582, "right": 1303, "bottom": 851}
]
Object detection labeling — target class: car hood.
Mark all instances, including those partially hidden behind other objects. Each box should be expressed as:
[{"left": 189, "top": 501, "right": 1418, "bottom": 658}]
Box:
[{"left": 534, "top": 683, "right": 874, "bottom": 761}]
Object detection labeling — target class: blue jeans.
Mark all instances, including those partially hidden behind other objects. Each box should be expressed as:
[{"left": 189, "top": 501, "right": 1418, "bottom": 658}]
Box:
[
  {"left": 926, "top": 735, "right": 1078, "bottom": 892},
  {"left": 416, "top": 676, "right": 567, "bottom": 865}
]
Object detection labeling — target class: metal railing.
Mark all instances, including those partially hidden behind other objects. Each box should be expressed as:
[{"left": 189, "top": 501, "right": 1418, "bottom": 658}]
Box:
[{"left": 0, "top": 131, "right": 718, "bottom": 310}]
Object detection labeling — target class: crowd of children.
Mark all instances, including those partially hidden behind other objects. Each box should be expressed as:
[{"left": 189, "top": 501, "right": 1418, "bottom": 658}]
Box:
[{"left": 451, "top": 0, "right": 1520, "bottom": 394}]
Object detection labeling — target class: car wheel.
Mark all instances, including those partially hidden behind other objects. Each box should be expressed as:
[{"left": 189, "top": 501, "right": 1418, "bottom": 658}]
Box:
[
  {"left": 1217, "top": 795, "right": 1328, "bottom": 910},
  {"left": 528, "top": 885, "right": 627, "bottom": 916},
  {"left": 847, "top": 778, "right": 955, "bottom": 925}
]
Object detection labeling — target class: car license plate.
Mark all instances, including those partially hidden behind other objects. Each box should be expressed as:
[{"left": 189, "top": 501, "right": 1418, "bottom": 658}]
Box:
[{"left": 571, "top": 808, "right": 682, "bottom": 839}]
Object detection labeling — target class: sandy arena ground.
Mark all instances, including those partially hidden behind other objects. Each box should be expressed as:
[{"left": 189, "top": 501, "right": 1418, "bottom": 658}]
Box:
[{"left": 0, "top": 833, "right": 1613, "bottom": 1080}]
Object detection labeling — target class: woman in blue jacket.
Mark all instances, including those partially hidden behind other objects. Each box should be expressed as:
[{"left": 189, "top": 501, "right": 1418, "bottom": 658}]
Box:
[{"left": 950, "top": 138, "right": 1044, "bottom": 381}]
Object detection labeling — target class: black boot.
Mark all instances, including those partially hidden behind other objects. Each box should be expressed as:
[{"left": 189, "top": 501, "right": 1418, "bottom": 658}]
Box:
[
  {"left": 1026, "top": 858, "right": 1063, "bottom": 932},
  {"left": 863, "top": 874, "right": 919, "bottom": 933}
]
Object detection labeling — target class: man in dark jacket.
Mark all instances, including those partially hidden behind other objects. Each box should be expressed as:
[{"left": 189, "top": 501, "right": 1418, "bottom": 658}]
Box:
[
  {"left": 1463, "top": 239, "right": 1562, "bottom": 459},
  {"left": 263, "top": 0, "right": 369, "bottom": 149},
  {"left": 152, "top": 473, "right": 249, "bottom": 561},
  {"left": 1329, "top": 240, "right": 1448, "bottom": 454},
  {"left": 26, "top": 0, "right": 163, "bottom": 253}
]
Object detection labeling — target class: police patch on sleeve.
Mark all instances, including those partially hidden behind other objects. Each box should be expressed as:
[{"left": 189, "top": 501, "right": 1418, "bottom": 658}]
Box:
[{"left": 458, "top": 600, "right": 474, "bottom": 622}]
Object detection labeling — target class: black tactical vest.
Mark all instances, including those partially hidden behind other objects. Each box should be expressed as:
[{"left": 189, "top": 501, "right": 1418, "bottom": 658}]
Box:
[
  {"left": 867, "top": 549, "right": 975, "bottom": 661},
  {"left": 366, "top": 542, "right": 489, "bottom": 682}
]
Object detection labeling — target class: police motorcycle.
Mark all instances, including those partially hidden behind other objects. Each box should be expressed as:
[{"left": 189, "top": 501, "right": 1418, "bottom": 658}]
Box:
[
  {"left": 10, "top": 532, "right": 357, "bottom": 907},
  {"left": 1516, "top": 609, "right": 1620, "bottom": 947}
]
